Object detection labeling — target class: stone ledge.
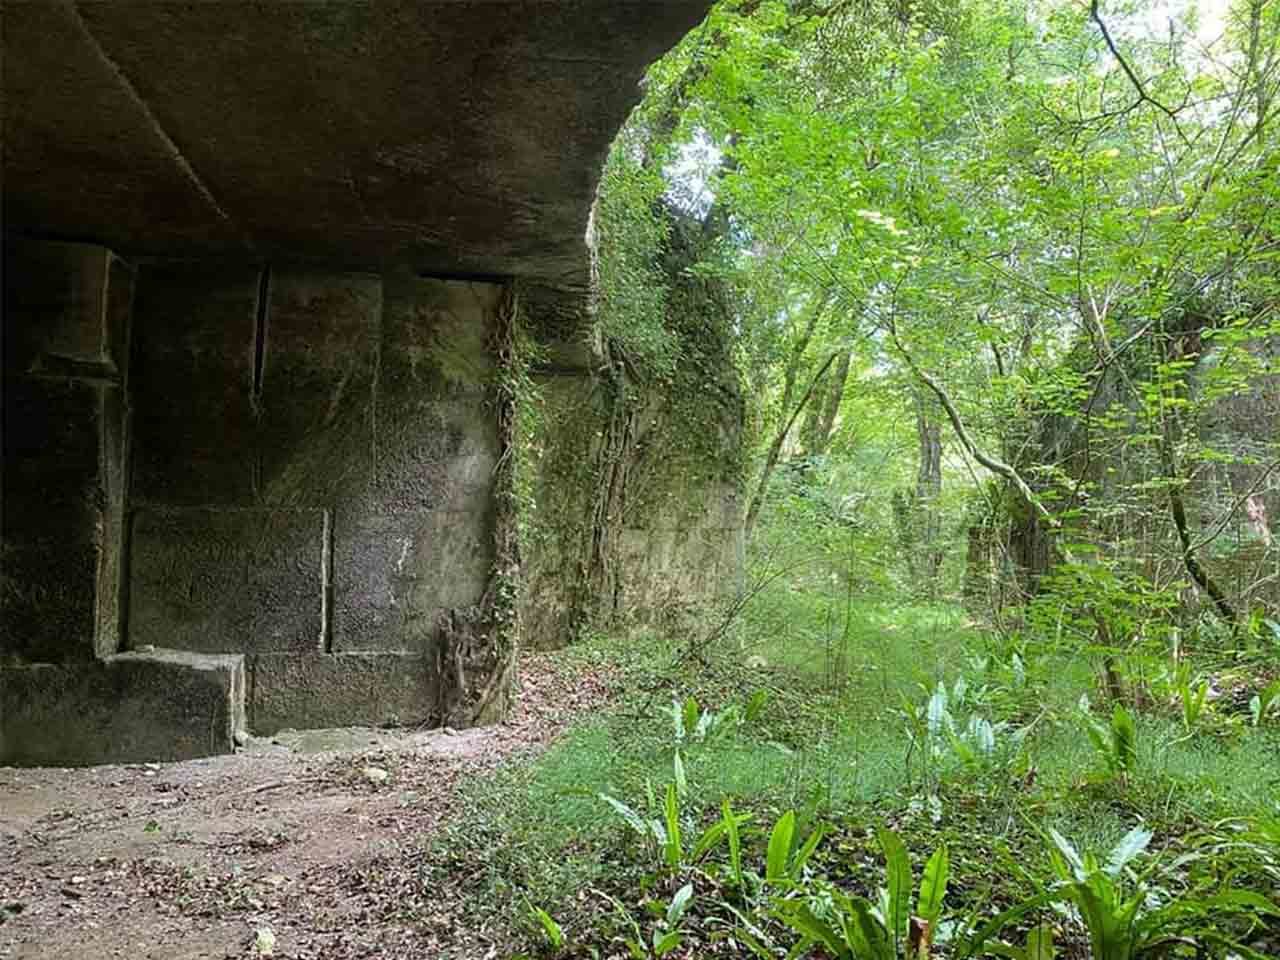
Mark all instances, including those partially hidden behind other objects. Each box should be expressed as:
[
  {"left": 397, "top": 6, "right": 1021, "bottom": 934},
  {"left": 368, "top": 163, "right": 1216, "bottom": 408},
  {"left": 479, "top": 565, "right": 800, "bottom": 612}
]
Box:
[
  {"left": 250, "top": 653, "right": 437, "bottom": 735},
  {"left": 0, "top": 650, "right": 245, "bottom": 767}
]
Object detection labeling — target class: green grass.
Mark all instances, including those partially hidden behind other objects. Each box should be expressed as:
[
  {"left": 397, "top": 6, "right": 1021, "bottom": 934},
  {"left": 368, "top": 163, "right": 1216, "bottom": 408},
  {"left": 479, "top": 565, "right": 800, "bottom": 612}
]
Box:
[{"left": 424, "top": 591, "right": 1280, "bottom": 958}]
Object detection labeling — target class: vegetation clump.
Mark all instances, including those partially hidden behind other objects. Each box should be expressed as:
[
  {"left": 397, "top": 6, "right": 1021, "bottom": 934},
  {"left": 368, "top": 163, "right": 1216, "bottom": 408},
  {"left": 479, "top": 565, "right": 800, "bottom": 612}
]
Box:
[{"left": 437, "top": 0, "right": 1280, "bottom": 955}]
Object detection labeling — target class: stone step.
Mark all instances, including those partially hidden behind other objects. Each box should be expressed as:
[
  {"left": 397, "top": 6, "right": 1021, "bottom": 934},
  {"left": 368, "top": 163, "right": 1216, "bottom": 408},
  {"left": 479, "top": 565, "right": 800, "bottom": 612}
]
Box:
[{"left": 0, "top": 649, "right": 244, "bottom": 767}]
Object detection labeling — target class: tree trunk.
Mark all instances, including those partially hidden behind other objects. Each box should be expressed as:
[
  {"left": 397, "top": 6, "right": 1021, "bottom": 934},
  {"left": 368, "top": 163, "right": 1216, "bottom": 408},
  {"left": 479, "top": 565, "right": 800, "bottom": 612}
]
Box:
[
  {"left": 915, "top": 397, "right": 944, "bottom": 590},
  {"left": 801, "top": 347, "right": 852, "bottom": 457},
  {"left": 1007, "top": 493, "right": 1054, "bottom": 601},
  {"left": 744, "top": 350, "right": 840, "bottom": 542},
  {"left": 962, "top": 523, "right": 994, "bottom": 610}
]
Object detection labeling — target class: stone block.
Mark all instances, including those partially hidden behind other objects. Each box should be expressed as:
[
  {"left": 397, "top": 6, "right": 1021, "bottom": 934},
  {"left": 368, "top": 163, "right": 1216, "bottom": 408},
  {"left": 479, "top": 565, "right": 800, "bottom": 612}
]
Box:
[
  {"left": 1, "top": 380, "right": 114, "bottom": 663},
  {"left": 375, "top": 278, "right": 500, "bottom": 512},
  {"left": 258, "top": 270, "right": 380, "bottom": 507},
  {"left": 333, "top": 509, "right": 493, "bottom": 652},
  {"left": 249, "top": 652, "right": 436, "bottom": 734},
  {"left": 130, "top": 264, "right": 260, "bottom": 505},
  {"left": 1, "top": 240, "right": 132, "bottom": 663},
  {"left": 129, "top": 508, "right": 323, "bottom": 653},
  {"left": 0, "top": 649, "right": 245, "bottom": 766},
  {"left": 94, "top": 384, "right": 131, "bottom": 658},
  {"left": 381, "top": 276, "right": 501, "bottom": 396},
  {"left": 2, "top": 240, "right": 133, "bottom": 381},
  {"left": 373, "top": 397, "right": 499, "bottom": 513}
]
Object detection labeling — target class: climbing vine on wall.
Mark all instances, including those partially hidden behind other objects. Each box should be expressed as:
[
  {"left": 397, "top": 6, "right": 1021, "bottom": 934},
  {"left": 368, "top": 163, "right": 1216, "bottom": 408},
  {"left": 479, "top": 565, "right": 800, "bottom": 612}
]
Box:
[{"left": 435, "top": 282, "right": 523, "bottom": 726}]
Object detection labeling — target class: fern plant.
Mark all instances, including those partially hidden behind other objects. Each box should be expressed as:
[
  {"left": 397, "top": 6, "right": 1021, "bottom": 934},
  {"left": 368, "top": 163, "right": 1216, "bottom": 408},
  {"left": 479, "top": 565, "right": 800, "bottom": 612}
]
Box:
[
  {"left": 771, "top": 828, "right": 949, "bottom": 960},
  {"left": 1176, "top": 673, "right": 1211, "bottom": 733},
  {"left": 1081, "top": 698, "right": 1138, "bottom": 781},
  {"left": 981, "top": 827, "right": 1280, "bottom": 960},
  {"left": 1249, "top": 678, "right": 1280, "bottom": 727}
]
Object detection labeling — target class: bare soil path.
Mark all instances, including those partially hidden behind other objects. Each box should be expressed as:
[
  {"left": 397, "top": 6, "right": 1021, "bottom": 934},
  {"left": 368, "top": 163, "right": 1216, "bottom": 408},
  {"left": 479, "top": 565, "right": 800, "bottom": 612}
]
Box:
[{"left": 0, "top": 654, "right": 609, "bottom": 960}]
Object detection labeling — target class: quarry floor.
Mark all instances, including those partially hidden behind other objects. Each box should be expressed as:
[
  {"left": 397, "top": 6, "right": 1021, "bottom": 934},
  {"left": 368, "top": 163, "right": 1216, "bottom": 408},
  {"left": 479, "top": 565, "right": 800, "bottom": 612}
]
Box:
[{"left": 0, "top": 654, "right": 610, "bottom": 960}]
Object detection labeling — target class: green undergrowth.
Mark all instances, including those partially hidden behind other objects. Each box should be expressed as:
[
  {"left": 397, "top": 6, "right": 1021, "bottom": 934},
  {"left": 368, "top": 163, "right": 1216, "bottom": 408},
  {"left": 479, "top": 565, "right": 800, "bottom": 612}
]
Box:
[{"left": 424, "top": 607, "right": 1280, "bottom": 959}]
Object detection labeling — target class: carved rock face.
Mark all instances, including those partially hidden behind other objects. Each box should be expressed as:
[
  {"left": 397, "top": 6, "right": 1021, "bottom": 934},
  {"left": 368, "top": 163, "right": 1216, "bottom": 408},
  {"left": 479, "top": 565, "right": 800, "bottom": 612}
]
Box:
[{"left": 2, "top": 2, "right": 709, "bottom": 292}]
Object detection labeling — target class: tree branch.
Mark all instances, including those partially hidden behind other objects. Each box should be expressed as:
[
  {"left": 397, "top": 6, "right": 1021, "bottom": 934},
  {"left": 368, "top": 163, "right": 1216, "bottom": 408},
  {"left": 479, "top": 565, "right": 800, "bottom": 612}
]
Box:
[
  {"left": 1089, "top": 0, "right": 1188, "bottom": 135},
  {"left": 744, "top": 350, "right": 841, "bottom": 541},
  {"left": 886, "top": 316, "right": 1057, "bottom": 527},
  {"left": 1160, "top": 432, "right": 1238, "bottom": 628},
  {"left": 1187, "top": 459, "right": 1280, "bottom": 555}
]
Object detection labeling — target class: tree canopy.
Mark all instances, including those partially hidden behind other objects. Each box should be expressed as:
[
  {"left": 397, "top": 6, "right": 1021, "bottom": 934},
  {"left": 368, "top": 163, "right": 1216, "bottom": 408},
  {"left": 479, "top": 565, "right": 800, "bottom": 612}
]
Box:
[{"left": 594, "top": 0, "right": 1279, "bottom": 628}]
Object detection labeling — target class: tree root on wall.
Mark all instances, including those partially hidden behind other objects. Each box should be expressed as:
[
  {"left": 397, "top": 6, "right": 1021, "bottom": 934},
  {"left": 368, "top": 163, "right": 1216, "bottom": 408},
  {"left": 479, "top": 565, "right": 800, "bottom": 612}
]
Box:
[{"left": 434, "top": 282, "right": 522, "bottom": 728}]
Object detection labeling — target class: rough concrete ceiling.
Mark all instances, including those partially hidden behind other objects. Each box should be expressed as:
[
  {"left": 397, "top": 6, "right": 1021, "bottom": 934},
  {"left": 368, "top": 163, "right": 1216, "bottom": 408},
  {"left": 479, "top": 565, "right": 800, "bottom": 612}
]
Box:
[{"left": 2, "top": 1, "right": 708, "bottom": 291}]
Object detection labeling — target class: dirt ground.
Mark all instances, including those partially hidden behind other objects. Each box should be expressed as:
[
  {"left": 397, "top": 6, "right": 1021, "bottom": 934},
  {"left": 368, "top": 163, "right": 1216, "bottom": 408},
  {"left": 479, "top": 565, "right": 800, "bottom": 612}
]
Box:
[{"left": 0, "top": 655, "right": 610, "bottom": 960}]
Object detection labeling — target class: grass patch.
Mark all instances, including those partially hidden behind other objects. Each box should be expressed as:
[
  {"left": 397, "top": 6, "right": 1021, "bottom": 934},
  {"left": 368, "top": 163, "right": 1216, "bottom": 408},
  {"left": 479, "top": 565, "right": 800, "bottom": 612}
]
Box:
[{"left": 425, "top": 599, "right": 1280, "bottom": 958}]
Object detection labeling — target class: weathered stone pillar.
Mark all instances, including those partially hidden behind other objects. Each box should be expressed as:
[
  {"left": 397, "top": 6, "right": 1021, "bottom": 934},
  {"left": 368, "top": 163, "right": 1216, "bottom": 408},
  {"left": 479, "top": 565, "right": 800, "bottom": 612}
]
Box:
[
  {"left": 2, "top": 241, "right": 132, "bottom": 662},
  {"left": 1, "top": 240, "right": 245, "bottom": 766}
]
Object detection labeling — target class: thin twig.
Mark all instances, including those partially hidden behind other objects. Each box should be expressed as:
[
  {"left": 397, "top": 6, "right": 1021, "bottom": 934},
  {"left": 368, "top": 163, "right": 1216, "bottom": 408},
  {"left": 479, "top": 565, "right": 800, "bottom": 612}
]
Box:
[
  {"left": 233, "top": 777, "right": 330, "bottom": 797},
  {"left": 1089, "top": 0, "right": 1188, "bottom": 140},
  {"left": 1187, "top": 460, "right": 1280, "bottom": 555}
]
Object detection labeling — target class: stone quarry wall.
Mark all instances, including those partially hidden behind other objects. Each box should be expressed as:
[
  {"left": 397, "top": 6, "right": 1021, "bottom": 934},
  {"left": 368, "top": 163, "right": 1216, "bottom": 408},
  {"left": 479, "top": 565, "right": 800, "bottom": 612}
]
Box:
[
  {"left": 518, "top": 351, "right": 744, "bottom": 648},
  {"left": 1, "top": 237, "right": 742, "bottom": 765},
  {"left": 1, "top": 239, "right": 508, "bottom": 764},
  {"left": 0, "top": 0, "right": 725, "bottom": 769},
  {"left": 517, "top": 256, "right": 745, "bottom": 646}
]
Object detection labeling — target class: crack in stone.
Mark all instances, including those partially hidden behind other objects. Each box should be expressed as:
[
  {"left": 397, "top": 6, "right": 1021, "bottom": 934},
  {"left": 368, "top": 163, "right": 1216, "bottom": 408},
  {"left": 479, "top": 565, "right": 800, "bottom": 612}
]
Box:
[
  {"left": 66, "top": 0, "right": 250, "bottom": 248},
  {"left": 321, "top": 509, "right": 334, "bottom": 653}
]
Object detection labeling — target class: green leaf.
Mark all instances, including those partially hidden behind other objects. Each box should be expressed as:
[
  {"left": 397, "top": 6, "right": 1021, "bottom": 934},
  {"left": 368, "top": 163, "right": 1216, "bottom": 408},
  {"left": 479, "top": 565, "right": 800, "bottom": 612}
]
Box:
[
  {"left": 745, "top": 689, "right": 769, "bottom": 723},
  {"left": 673, "top": 749, "right": 687, "bottom": 797},
  {"left": 668, "top": 701, "right": 684, "bottom": 742},
  {"left": 601, "top": 793, "right": 649, "bottom": 838},
  {"left": 683, "top": 696, "right": 700, "bottom": 739},
  {"left": 1025, "top": 922, "right": 1055, "bottom": 960},
  {"left": 878, "top": 827, "right": 912, "bottom": 946},
  {"left": 963, "top": 890, "right": 1058, "bottom": 957},
  {"left": 791, "top": 824, "right": 825, "bottom": 878},
  {"left": 947, "top": 727, "right": 977, "bottom": 765},
  {"left": 1191, "top": 888, "right": 1280, "bottom": 916},
  {"left": 1072, "top": 879, "right": 1131, "bottom": 960},
  {"left": 1046, "top": 828, "right": 1086, "bottom": 882},
  {"left": 841, "top": 893, "right": 894, "bottom": 960},
  {"left": 927, "top": 683, "right": 950, "bottom": 738},
  {"left": 666, "top": 883, "right": 694, "bottom": 926},
  {"left": 771, "top": 903, "right": 846, "bottom": 957},
  {"left": 654, "top": 927, "right": 682, "bottom": 957},
  {"left": 663, "top": 783, "right": 682, "bottom": 870},
  {"left": 917, "top": 844, "right": 949, "bottom": 924},
  {"left": 1254, "top": 678, "right": 1280, "bottom": 725},
  {"left": 723, "top": 798, "right": 744, "bottom": 888},
  {"left": 1084, "top": 715, "right": 1111, "bottom": 764},
  {"left": 766, "top": 810, "right": 797, "bottom": 884},
  {"left": 1103, "top": 826, "right": 1151, "bottom": 877},
  {"left": 690, "top": 821, "right": 727, "bottom": 863},
  {"left": 1110, "top": 705, "right": 1137, "bottom": 773},
  {"left": 729, "top": 924, "right": 777, "bottom": 960},
  {"left": 695, "top": 706, "right": 718, "bottom": 740},
  {"left": 530, "top": 906, "right": 564, "bottom": 948},
  {"left": 970, "top": 717, "right": 997, "bottom": 755}
]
